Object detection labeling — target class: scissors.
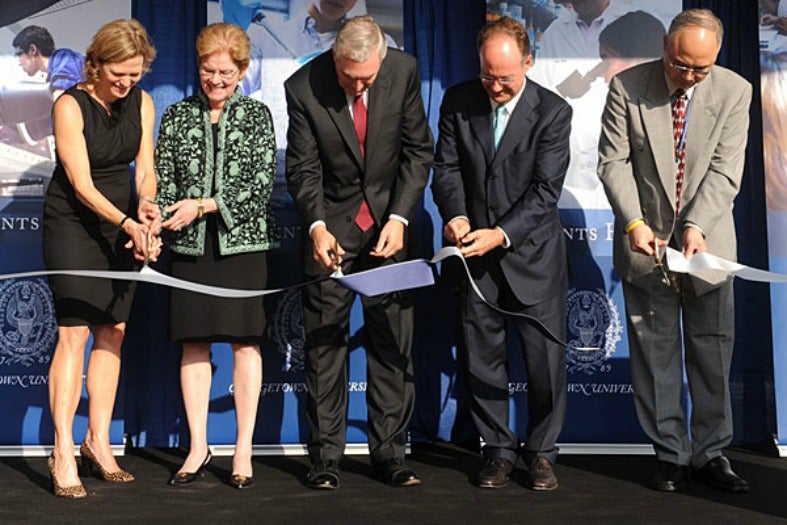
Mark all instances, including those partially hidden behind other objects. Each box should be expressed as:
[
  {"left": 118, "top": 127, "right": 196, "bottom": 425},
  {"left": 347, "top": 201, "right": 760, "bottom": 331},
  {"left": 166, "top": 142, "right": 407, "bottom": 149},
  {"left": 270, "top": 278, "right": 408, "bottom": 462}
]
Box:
[{"left": 654, "top": 243, "right": 671, "bottom": 286}]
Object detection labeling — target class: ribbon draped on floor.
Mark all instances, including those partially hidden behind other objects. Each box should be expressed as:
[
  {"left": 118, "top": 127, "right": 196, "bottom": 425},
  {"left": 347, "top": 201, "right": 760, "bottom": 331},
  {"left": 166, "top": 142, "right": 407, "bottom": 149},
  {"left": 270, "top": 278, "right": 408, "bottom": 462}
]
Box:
[{"left": 2, "top": 247, "right": 786, "bottom": 349}]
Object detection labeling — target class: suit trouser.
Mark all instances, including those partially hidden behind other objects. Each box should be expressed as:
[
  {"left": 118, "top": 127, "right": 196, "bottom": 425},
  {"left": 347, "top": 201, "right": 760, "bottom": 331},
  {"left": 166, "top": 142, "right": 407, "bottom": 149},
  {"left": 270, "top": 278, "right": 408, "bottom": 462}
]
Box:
[
  {"left": 460, "top": 273, "right": 567, "bottom": 465},
  {"left": 623, "top": 273, "right": 734, "bottom": 467},
  {"left": 302, "top": 226, "right": 415, "bottom": 464}
]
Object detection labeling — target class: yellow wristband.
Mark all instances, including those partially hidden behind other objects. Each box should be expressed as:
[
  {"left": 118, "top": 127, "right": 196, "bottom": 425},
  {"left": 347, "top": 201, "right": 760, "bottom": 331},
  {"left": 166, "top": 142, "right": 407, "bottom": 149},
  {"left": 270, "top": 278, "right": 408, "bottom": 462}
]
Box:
[
  {"left": 197, "top": 197, "right": 204, "bottom": 220},
  {"left": 625, "top": 219, "right": 644, "bottom": 234}
]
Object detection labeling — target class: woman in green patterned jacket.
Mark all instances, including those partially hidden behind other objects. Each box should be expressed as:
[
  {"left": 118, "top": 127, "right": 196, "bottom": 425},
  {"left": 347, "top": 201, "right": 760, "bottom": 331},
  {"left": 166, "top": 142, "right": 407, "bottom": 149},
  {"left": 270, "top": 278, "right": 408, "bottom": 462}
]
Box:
[{"left": 156, "top": 22, "right": 277, "bottom": 490}]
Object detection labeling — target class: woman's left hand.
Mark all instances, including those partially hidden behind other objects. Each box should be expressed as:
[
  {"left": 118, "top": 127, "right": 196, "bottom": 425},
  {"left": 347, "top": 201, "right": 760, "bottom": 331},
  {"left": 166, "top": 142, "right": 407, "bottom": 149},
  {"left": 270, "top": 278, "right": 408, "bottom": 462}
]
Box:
[
  {"left": 138, "top": 198, "right": 162, "bottom": 233},
  {"left": 161, "top": 199, "right": 200, "bottom": 232}
]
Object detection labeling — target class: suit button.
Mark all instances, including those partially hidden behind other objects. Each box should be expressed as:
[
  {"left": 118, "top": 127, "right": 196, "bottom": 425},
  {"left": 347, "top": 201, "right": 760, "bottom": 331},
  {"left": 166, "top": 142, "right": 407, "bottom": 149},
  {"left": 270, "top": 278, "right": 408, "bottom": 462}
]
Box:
[
  {"left": 489, "top": 204, "right": 497, "bottom": 211},
  {"left": 346, "top": 216, "right": 353, "bottom": 222}
]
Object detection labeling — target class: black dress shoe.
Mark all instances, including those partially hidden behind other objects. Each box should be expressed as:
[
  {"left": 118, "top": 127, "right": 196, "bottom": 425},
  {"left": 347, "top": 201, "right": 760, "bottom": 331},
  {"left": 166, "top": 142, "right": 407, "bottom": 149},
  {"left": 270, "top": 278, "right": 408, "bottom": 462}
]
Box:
[
  {"left": 168, "top": 451, "right": 212, "bottom": 486},
  {"left": 475, "top": 457, "right": 514, "bottom": 488},
  {"left": 306, "top": 459, "right": 340, "bottom": 490},
  {"left": 526, "top": 457, "right": 558, "bottom": 491},
  {"left": 373, "top": 458, "right": 421, "bottom": 487},
  {"left": 697, "top": 456, "right": 749, "bottom": 493},
  {"left": 651, "top": 460, "right": 688, "bottom": 492},
  {"left": 230, "top": 474, "right": 255, "bottom": 489}
]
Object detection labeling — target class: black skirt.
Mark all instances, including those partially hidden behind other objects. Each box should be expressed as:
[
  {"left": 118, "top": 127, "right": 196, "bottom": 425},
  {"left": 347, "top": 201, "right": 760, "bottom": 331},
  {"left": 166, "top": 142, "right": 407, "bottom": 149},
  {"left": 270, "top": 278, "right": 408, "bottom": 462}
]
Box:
[{"left": 169, "top": 217, "right": 267, "bottom": 343}]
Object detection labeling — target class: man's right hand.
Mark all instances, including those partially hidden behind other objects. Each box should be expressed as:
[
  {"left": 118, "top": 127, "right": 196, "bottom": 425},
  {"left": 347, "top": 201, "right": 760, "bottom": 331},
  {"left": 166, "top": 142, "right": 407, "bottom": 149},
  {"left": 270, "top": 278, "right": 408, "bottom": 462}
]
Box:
[
  {"left": 444, "top": 217, "right": 471, "bottom": 245},
  {"left": 628, "top": 223, "right": 666, "bottom": 257},
  {"left": 311, "top": 225, "right": 345, "bottom": 270}
]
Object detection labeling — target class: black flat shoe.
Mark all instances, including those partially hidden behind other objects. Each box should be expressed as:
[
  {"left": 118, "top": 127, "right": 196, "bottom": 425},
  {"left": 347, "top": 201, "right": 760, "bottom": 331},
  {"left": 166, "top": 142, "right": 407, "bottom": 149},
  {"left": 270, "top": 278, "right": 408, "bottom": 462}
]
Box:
[
  {"left": 230, "top": 474, "right": 254, "bottom": 489},
  {"left": 168, "top": 450, "right": 212, "bottom": 486}
]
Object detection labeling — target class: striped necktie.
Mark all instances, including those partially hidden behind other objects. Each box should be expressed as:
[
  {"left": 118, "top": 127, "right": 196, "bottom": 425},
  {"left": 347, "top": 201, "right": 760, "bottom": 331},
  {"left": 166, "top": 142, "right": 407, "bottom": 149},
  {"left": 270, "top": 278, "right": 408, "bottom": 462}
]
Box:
[{"left": 672, "top": 89, "right": 687, "bottom": 214}]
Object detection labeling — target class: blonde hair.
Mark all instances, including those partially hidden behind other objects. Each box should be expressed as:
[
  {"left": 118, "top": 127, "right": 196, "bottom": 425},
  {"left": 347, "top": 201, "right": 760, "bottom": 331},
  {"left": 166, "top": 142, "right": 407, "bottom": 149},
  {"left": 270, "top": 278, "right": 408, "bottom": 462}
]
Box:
[
  {"left": 196, "top": 22, "right": 250, "bottom": 70},
  {"left": 334, "top": 15, "right": 387, "bottom": 62},
  {"left": 84, "top": 19, "right": 156, "bottom": 82}
]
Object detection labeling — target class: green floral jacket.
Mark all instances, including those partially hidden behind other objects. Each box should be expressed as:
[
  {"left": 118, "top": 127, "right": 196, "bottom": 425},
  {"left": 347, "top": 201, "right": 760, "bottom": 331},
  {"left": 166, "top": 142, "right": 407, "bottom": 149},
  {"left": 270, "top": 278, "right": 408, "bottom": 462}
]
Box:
[{"left": 155, "top": 89, "right": 278, "bottom": 255}]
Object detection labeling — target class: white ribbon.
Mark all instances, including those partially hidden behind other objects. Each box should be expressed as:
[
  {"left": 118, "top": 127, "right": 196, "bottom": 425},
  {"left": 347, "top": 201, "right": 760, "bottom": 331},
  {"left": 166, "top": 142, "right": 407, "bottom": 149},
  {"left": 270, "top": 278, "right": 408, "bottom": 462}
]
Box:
[{"left": 665, "top": 247, "right": 787, "bottom": 283}]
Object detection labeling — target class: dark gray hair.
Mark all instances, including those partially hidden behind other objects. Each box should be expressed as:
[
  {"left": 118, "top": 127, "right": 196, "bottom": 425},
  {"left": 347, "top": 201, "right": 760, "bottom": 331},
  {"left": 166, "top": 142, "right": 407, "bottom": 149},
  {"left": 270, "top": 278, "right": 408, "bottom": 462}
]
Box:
[
  {"left": 333, "top": 15, "right": 387, "bottom": 62},
  {"left": 668, "top": 8, "right": 724, "bottom": 49}
]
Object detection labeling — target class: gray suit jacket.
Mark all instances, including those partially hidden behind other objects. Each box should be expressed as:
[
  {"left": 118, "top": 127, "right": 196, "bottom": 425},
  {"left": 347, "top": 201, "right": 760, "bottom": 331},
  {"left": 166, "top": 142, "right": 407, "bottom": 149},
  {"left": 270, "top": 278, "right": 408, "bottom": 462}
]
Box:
[{"left": 597, "top": 60, "right": 752, "bottom": 294}]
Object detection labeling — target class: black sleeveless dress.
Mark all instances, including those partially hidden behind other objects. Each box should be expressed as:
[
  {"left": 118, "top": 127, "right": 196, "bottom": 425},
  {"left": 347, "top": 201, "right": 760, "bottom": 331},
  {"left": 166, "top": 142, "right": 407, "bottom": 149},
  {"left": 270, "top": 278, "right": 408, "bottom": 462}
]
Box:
[{"left": 42, "top": 86, "right": 141, "bottom": 326}]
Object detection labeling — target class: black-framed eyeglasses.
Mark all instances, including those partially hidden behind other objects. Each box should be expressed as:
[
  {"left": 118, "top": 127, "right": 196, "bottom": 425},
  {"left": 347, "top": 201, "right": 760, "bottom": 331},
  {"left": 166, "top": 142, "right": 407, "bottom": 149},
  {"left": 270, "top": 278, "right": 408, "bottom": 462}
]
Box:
[
  {"left": 13, "top": 49, "right": 25, "bottom": 57},
  {"left": 479, "top": 74, "right": 517, "bottom": 86},
  {"left": 667, "top": 60, "right": 711, "bottom": 77}
]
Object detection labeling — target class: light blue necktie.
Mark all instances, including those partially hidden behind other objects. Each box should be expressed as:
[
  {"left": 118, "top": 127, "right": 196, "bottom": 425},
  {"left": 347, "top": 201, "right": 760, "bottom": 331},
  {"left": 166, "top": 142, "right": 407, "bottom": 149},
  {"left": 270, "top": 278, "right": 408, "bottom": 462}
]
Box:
[{"left": 493, "top": 104, "right": 507, "bottom": 149}]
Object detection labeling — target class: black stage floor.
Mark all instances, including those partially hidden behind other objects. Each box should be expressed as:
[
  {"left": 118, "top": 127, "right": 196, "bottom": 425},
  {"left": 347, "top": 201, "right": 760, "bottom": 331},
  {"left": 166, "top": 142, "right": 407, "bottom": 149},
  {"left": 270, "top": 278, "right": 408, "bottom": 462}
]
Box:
[{"left": 1, "top": 443, "right": 786, "bottom": 524}]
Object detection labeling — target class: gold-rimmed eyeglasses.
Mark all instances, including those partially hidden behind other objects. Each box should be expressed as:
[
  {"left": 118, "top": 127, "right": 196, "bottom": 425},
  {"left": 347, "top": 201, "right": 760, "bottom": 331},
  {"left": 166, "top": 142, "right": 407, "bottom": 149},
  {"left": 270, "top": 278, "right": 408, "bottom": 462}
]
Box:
[
  {"left": 666, "top": 60, "right": 711, "bottom": 77},
  {"left": 199, "top": 67, "right": 239, "bottom": 80},
  {"left": 479, "top": 74, "right": 518, "bottom": 85}
]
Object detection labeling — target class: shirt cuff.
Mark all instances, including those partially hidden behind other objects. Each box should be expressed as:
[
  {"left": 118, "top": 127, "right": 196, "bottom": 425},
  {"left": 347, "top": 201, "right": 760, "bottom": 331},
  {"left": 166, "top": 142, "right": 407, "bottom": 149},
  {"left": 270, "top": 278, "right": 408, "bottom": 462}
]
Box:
[
  {"left": 683, "top": 221, "right": 705, "bottom": 237},
  {"left": 496, "top": 226, "right": 511, "bottom": 249},
  {"left": 389, "top": 214, "right": 409, "bottom": 226},
  {"left": 308, "top": 220, "right": 326, "bottom": 237}
]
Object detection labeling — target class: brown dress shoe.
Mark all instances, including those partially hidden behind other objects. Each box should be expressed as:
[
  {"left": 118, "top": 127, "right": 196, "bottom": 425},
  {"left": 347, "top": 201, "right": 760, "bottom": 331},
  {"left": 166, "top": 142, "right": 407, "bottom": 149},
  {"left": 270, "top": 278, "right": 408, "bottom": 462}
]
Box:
[
  {"left": 475, "top": 457, "right": 514, "bottom": 488},
  {"left": 527, "top": 457, "right": 558, "bottom": 491}
]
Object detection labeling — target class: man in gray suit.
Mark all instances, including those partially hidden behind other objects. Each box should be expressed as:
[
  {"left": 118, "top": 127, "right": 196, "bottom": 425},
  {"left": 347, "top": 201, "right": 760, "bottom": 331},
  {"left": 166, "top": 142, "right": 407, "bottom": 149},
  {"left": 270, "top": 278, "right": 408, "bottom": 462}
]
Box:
[
  {"left": 598, "top": 8, "right": 751, "bottom": 493},
  {"left": 432, "top": 16, "right": 571, "bottom": 491}
]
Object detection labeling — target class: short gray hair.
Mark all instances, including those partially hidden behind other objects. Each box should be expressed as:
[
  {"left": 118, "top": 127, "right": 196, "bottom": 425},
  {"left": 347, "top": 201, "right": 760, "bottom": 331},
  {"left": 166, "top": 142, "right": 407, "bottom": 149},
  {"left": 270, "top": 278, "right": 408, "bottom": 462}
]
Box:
[
  {"left": 333, "top": 15, "right": 388, "bottom": 62},
  {"left": 668, "top": 8, "right": 724, "bottom": 49}
]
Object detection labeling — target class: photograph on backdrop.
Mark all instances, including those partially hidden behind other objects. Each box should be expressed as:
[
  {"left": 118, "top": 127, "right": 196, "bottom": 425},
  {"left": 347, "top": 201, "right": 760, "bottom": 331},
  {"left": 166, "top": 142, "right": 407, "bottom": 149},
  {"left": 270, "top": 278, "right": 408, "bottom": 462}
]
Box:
[
  {"left": 0, "top": 1, "right": 132, "bottom": 199},
  {"left": 759, "top": 0, "right": 787, "bottom": 212},
  {"left": 485, "top": 1, "right": 678, "bottom": 210},
  {"left": 210, "top": 0, "right": 402, "bottom": 208}
]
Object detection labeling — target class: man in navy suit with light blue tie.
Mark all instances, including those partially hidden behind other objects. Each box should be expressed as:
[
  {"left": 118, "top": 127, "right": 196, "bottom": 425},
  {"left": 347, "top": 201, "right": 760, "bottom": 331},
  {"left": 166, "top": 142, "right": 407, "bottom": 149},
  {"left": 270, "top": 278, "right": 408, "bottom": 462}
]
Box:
[{"left": 432, "top": 16, "right": 572, "bottom": 491}]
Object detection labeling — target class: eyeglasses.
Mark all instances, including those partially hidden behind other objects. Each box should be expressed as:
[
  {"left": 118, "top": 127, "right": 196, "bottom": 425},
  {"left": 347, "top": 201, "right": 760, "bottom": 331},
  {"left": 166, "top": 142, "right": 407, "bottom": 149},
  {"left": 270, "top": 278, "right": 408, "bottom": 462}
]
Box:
[
  {"left": 666, "top": 60, "right": 711, "bottom": 77},
  {"left": 13, "top": 49, "right": 25, "bottom": 57},
  {"left": 199, "top": 67, "right": 239, "bottom": 80},
  {"left": 479, "top": 74, "right": 518, "bottom": 85}
]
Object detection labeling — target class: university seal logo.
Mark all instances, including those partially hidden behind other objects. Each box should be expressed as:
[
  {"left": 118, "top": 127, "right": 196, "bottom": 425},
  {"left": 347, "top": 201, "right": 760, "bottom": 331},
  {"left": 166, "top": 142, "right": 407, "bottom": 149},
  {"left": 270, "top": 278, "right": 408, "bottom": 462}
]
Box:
[
  {"left": 565, "top": 288, "right": 622, "bottom": 375},
  {"left": 271, "top": 289, "right": 305, "bottom": 373},
  {"left": 0, "top": 278, "right": 56, "bottom": 367}
]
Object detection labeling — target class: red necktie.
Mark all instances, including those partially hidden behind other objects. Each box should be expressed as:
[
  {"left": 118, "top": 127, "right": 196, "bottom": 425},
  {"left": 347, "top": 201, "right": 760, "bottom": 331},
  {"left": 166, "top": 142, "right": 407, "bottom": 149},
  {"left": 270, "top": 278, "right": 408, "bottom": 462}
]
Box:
[
  {"left": 672, "top": 89, "right": 687, "bottom": 215},
  {"left": 353, "top": 94, "right": 374, "bottom": 231}
]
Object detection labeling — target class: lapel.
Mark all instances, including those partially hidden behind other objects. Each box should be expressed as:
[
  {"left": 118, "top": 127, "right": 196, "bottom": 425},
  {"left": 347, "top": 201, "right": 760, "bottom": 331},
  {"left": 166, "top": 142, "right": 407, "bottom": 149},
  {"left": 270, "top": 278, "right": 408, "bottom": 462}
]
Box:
[
  {"left": 682, "top": 72, "right": 718, "bottom": 198},
  {"left": 365, "top": 58, "right": 392, "bottom": 169},
  {"left": 489, "top": 80, "right": 539, "bottom": 172},
  {"left": 639, "top": 63, "right": 675, "bottom": 206},
  {"left": 468, "top": 82, "right": 495, "bottom": 166},
  {"left": 319, "top": 54, "right": 365, "bottom": 170}
]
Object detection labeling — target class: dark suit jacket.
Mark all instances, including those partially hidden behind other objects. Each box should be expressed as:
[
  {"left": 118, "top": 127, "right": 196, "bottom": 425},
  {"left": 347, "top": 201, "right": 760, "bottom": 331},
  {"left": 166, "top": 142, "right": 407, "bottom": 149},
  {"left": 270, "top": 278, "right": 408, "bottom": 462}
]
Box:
[
  {"left": 432, "top": 79, "right": 572, "bottom": 306},
  {"left": 284, "top": 49, "right": 433, "bottom": 274}
]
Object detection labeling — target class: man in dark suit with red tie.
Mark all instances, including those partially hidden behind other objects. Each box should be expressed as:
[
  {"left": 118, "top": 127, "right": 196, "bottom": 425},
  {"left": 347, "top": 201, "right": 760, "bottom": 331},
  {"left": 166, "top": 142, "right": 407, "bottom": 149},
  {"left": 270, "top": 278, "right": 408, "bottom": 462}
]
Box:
[
  {"left": 284, "top": 15, "right": 433, "bottom": 490},
  {"left": 432, "top": 17, "right": 571, "bottom": 491}
]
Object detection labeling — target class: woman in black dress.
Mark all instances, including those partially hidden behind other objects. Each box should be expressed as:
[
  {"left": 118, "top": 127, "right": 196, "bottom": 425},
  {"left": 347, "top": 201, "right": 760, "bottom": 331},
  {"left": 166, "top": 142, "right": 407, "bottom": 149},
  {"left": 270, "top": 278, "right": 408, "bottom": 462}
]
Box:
[
  {"left": 42, "top": 19, "right": 159, "bottom": 498},
  {"left": 156, "top": 23, "right": 277, "bottom": 489}
]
